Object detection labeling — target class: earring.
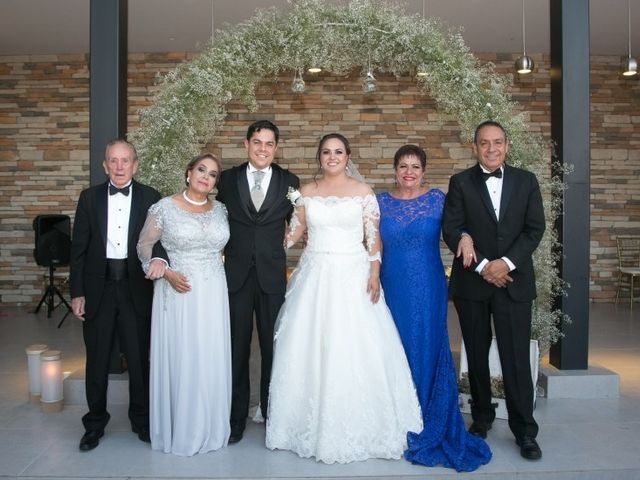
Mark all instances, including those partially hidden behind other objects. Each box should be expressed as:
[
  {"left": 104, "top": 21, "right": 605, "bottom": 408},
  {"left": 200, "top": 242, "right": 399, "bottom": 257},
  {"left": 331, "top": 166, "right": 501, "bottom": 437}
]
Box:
[{"left": 186, "top": 177, "right": 190, "bottom": 184}]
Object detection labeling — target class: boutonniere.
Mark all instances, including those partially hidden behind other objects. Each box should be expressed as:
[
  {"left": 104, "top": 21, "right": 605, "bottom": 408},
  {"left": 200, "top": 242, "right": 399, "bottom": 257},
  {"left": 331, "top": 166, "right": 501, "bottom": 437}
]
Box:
[{"left": 286, "top": 187, "right": 302, "bottom": 207}]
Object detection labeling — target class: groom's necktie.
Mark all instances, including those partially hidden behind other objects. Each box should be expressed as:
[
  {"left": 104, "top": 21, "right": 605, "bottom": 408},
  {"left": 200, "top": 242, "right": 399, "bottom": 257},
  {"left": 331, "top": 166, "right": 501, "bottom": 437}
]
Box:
[{"left": 251, "top": 170, "right": 265, "bottom": 210}]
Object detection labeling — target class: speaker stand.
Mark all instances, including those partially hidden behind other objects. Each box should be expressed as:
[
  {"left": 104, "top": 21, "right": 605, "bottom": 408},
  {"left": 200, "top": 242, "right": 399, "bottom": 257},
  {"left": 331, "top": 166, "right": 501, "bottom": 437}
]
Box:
[{"left": 34, "top": 264, "right": 71, "bottom": 328}]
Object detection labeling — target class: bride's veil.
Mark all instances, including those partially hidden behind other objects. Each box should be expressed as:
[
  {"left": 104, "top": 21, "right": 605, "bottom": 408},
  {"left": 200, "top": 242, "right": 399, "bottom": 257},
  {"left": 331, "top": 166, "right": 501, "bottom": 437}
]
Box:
[{"left": 346, "top": 158, "right": 366, "bottom": 183}]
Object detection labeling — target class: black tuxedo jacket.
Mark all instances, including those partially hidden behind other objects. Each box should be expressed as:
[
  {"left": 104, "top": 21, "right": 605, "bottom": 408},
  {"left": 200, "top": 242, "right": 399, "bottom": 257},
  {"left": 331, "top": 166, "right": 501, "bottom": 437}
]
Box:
[
  {"left": 442, "top": 163, "right": 545, "bottom": 302},
  {"left": 69, "top": 180, "right": 163, "bottom": 319},
  {"left": 217, "top": 162, "right": 299, "bottom": 295}
]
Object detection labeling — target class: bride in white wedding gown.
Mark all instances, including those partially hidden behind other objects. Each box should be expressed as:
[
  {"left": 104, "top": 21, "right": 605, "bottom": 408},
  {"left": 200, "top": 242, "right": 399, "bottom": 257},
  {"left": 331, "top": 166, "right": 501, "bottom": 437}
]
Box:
[{"left": 265, "top": 134, "right": 422, "bottom": 464}]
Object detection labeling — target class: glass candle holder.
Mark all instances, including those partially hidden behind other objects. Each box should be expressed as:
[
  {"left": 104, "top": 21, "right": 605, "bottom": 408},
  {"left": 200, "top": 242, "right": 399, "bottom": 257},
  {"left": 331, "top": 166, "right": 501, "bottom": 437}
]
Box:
[
  {"left": 25, "top": 344, "right": 48, "bottom": 404},
  {"left": 40, "top": 350, "right": 63, "bottom": 412}
]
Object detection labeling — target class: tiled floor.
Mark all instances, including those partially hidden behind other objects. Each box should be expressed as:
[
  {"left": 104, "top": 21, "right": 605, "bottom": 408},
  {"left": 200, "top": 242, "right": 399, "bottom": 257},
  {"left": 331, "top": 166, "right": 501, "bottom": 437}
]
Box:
[{"left": 0, "top": 302, "right": 639, "bottom": 479}]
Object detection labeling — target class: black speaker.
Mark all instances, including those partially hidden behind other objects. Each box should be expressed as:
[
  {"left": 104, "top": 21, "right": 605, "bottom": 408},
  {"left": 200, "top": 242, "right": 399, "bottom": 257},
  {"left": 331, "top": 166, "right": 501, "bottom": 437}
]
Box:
[{"left": 33, "top": 214, "right": 71, "bottom": 267}]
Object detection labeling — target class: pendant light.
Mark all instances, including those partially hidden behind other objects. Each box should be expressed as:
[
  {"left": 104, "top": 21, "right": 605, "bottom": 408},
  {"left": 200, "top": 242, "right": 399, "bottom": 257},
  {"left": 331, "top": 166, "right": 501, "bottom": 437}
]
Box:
[
  {"left": 291, "top": 69, "right": 306, "bottom": 93},
  {"left": 210, "top": 0, "right": 215, "bottom": 41},
  {"left": 515, "top": 0, "right": 534, "bottom": 74},
  {"left": 362, "top": 70, "right": 377, "bottom": 93},
  {"left": 362, "top": 48, "right": 376, "bottom": 93},
  {"left": 417, "top": 0, "right": 428, "bottom": 77},
  {"left": 622, "top": 0, "right": 638, "bottom": 76}
]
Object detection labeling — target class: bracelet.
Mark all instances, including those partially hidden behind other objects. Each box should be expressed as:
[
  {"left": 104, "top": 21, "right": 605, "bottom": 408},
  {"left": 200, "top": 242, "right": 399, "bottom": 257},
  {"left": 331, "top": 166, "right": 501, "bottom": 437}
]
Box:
[{"left": 368, "top": 252, "right": 382, "bottom": 262}]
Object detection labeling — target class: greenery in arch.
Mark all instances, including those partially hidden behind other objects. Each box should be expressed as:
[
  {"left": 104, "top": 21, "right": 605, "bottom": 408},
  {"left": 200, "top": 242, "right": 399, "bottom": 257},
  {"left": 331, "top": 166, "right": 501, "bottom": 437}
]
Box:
[{"left": 130, "top": 0, "right": 567, "bottom": 354}]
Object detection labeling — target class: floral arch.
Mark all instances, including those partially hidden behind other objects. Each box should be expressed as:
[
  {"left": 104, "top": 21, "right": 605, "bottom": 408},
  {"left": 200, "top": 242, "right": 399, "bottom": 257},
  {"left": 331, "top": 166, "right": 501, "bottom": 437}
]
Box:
[{"left": 130, "top": 0, "right": 565, "bottom": 353}]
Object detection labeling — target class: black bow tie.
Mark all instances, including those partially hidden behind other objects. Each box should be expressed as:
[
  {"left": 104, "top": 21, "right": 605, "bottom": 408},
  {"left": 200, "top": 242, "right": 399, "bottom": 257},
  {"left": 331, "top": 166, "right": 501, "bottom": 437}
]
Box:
[
  {"left": 481, "top": 169, "right": 502, "bottom": 180},
  {"left": 109, "top": 184, "right": 130, "bottom": 196}
]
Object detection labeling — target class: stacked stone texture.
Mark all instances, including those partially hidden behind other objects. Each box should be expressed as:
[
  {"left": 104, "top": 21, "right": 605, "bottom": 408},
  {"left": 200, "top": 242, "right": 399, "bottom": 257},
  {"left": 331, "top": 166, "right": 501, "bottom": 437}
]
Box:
[{"left": 0, "top": 52, "right": 638, "bottom": 305}]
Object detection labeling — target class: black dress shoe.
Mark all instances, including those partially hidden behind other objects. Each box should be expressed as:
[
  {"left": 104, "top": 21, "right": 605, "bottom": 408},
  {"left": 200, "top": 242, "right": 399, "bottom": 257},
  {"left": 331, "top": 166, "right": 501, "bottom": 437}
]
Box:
[
  {"left": 228, "top": 429, "right": 243, "bottom": 444},
  {"left": 131, "top": 425, "right": 151, "bottom": 443},
  {"left": 468, "top": 421, "right": 492, "bottom": 439},
  {"left": 516, "top": 436, "right": 542, "bottom": 460},
  {"left": 79, "top": 430, "right": 104, "bottom": 451}
]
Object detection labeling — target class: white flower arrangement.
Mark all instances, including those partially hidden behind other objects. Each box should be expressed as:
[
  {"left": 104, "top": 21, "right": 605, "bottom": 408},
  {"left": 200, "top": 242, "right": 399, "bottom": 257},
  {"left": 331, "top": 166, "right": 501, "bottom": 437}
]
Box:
[
  {"left": 131, "top": 0, "right": 567, "bottom": 355},
  {"left": 286, "top": 187, "right": 302, "bottom": 207}
]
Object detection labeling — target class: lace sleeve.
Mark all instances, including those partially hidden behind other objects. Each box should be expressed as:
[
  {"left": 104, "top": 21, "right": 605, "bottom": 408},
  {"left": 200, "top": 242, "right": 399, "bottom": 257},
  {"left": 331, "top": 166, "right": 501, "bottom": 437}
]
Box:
[
  {"left": 362, "top": 194, "right": 381, "bottom": 262},
  {"left": 285, "top": 201, "right": 307, "bottom": 249},
  {"left": 137, "top": 202, "right": 163, "bottom": 274}
]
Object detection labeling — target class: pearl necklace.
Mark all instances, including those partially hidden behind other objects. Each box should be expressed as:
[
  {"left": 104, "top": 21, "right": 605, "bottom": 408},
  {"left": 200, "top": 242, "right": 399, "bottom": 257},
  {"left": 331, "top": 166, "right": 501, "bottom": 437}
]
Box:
[{"left": 182, "top": 190, "right": 208, "bottom": 206}]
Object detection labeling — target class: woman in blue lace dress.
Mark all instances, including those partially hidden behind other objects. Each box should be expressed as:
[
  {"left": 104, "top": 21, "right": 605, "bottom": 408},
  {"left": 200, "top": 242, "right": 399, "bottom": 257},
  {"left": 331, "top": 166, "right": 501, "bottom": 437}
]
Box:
[{"left": 377, "top": 145, "right": 491, "bottom": 471}]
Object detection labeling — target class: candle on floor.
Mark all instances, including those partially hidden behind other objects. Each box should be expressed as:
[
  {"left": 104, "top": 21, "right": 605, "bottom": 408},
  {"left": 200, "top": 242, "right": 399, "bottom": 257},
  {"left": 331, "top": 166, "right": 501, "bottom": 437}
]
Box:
[
  {"left": 25, "top": 344, "right": 48, "bottom": 404},
  {"left": 40, "top": 350, "right": 63, "bottom": 412}
]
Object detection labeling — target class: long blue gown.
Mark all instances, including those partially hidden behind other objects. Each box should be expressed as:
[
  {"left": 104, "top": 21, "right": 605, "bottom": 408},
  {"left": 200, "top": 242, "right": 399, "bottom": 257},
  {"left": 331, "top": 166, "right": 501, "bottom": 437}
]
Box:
[{"left": 378, "top": 189, "right": 492, "bottom": 472}]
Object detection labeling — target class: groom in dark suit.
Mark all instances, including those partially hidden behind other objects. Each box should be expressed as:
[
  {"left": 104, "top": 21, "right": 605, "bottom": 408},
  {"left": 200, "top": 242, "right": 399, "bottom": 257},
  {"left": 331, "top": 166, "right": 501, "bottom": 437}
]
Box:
[
  {"left": 70, "top": 139, "right": 166, "bottom": 451},
  {"left": 217, "top": 120, "right": 299, "bottom": 443},
  {"left": 442, "top": 121, "right": 545, "bottom": 461}
]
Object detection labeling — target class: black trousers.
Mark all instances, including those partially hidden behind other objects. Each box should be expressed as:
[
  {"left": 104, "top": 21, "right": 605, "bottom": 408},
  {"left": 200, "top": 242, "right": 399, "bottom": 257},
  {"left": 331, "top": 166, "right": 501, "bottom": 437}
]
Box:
[
  {"left": 228, "top": 267, "right": 284, "bottom": 429},
  {"left": 82, "top": 279, "right": 150, "bottom": 432},
  {"left": 454, "top": 287, "right": 539, "bottom": 440}
]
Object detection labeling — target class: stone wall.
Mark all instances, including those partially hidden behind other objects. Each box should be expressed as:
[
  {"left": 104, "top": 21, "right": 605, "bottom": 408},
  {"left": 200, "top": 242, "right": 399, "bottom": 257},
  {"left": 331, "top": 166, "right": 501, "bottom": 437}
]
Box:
[{"left": 0, "top": 52, "right": 638, "bottom": 306}]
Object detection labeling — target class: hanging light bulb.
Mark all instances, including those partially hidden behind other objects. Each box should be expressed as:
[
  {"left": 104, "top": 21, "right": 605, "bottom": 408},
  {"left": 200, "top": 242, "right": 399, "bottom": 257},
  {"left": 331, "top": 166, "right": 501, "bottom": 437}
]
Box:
[
  {"left": 515, "top": 0, "right": 534, "bottom": 74},
  {"left": 362, "top": 70, "right": 377, "bottom": 93},
  {"left": 210, "top": 0, "right": 215, "bottom": 41},
  {"left": 622, "top": 0, "right": 638, "bottom": 76},
  {"left": 362, "top": 47, "right": 377, "bottom": 94},
  {"left": 623, "top": 57, "right": 638, "bottom": 76},
  {"left": 307, "top": 62, "right": 322, "bottom": 74},
  {"left": 417, "top": 0, "right": 428, "bottom": 77},
  {"left": 515, "top": 55, "right": 535, "bottom": 74},
  {"left": 291, "top": 69, "right": 305, "bottom": 93}
]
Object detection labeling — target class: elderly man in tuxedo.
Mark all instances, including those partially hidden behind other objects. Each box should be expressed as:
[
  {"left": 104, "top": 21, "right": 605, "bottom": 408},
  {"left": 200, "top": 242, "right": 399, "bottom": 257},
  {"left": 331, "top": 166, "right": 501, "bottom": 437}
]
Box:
[
  {"left": 442, "top": 120, "right": 545, "bottom": 461},
  {"left": 70, "top": 139, "right": 166, "bottom": 451},
  {"left": 216, "top": 120, "right": 299, "bottom": 444}
]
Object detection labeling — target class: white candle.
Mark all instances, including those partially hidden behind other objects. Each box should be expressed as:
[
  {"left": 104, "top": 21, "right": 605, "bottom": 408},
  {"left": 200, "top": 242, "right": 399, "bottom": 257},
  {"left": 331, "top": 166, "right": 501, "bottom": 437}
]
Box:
[
  {"left": 25, "top": 344, "right": 48, "bottom": 404},
  {"left": 40, "top": 350, "right": 63, "bottom": 412}
]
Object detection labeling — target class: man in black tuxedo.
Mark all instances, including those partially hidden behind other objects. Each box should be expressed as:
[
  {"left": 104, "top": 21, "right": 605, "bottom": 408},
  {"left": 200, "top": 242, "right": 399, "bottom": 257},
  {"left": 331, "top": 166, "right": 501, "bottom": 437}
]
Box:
[
  {"left": 70, "top": 139, "right": 166, "bottom": 451},
  {"left": 442, "top": 121, "right": 545, "bottom": 461},
  {"left": 217, "top": 120, "right": 299, "bottom": 444}
]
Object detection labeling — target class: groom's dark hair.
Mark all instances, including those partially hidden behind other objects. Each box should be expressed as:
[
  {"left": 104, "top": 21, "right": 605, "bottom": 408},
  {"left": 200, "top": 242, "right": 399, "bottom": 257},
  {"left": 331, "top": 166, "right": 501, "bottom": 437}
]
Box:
[{"left": 246, "top": 120, "right": 280, "bottom": 144}]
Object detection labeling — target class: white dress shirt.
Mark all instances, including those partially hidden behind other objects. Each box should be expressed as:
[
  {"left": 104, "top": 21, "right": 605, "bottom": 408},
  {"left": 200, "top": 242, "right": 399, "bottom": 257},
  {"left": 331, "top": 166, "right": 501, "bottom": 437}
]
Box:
[
  {"left": 106, "top": 182, "right": 132, "bottom": 259},
  {"left": 474, "top": 166, "right": 516, "bottom": 273}
]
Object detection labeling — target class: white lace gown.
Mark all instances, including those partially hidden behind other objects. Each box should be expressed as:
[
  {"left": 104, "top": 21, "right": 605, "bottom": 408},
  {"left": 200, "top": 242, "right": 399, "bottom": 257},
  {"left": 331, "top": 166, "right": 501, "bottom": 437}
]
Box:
[
  {"left": 137, "top": 197, "right": 231, "bottom": 456},
  {"left": 266, "top": 195, "right": 423, "bottom": 464}
]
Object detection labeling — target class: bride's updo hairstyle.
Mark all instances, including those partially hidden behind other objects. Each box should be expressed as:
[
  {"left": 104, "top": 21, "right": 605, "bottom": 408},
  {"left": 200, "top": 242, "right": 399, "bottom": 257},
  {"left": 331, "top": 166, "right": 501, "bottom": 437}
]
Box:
[
  {"left": 313, "top": 133, "right": 351, "bottom": 182},
  {"left": 184, "top": 153, "right": 222, "bottom": 187},
  {"left": 393, "top": 144, "right": 426, "bottom": 170}
]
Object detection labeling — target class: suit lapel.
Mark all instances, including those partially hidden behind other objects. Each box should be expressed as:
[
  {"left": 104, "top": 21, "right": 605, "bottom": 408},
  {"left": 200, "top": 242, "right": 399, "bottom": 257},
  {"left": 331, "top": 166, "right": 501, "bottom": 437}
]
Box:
[
  {"left": 235, "top": 163, "right": 255, "bottom": 219},
  {"left": 498, "top": 164, "right": 515, "bottom": 221},
  {"left": 259, "top": 165, "right": 283, "bottom": 220},
  {"left": 128, "top": 180, "right": 142, "bottom": 250},
  {"left": 97, "top": 182, "right": 109, "bottom": 248},
  {"left": 472, "top": 165, "right": 498, "bottom": 223}
]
